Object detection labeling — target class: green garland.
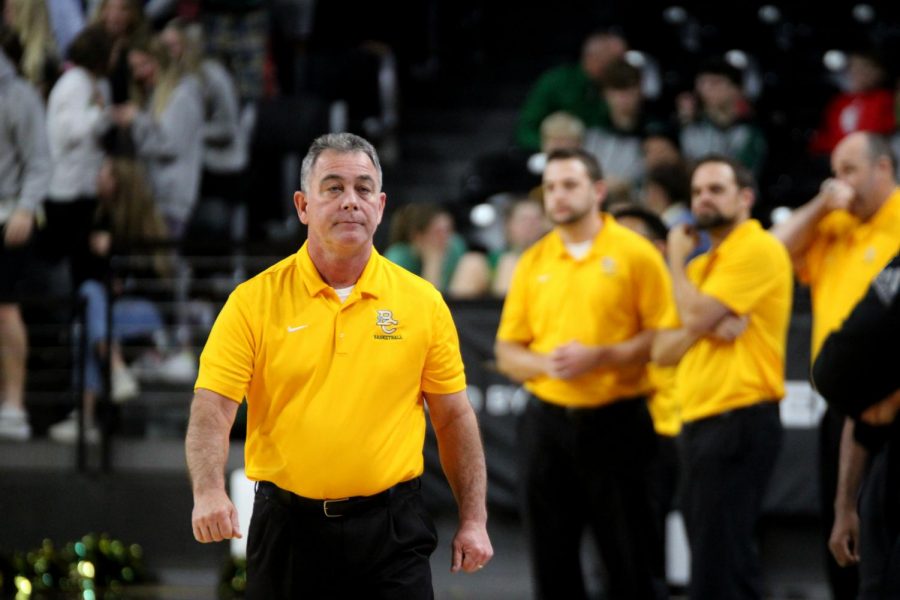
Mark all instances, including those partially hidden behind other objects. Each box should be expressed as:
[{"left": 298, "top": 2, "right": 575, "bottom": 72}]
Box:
[{"left": 0, "top": 533, "right": 146, "bottom": 598}]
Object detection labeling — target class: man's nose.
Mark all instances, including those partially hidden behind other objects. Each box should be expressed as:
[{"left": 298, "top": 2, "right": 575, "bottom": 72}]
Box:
[{"left": 340, "top": 191, "right": 360, "bottom": 210}]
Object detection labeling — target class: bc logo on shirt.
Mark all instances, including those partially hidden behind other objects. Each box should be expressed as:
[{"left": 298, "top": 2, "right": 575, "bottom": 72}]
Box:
[{"left": 376, "top": 310, "right": 399, "bottom": 335}]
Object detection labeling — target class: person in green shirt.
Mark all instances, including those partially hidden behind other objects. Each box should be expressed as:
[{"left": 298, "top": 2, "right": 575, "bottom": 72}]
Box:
[{"left": 515, "top": 31, "right": 626, "bottom": 151}]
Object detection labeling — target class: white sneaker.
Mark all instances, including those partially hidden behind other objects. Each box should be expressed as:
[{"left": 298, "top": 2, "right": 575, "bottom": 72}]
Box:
[
  {"left": 111, "top": 366, "right": 140, "bottom": 403},
  {"left": 48, "top": 412, "right": 100, "bottom": 444},
  {"left": 0, "top": 405, "right": 31, "bottom": 441},
  {"left": 157, "top": 350, "right": 198, "bottom": 384}
]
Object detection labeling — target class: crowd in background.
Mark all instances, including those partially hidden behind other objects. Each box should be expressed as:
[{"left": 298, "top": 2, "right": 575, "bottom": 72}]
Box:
[{"left": 0, "top": 2, "right": 899, "bottom": 598}]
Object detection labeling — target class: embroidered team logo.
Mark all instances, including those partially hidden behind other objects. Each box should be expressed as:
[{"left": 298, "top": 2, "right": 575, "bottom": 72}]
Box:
[{"left": 376, "top": 310, "right": 399, "bottom": 335}]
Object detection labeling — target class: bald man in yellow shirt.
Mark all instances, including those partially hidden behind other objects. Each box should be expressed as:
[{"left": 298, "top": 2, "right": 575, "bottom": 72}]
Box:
[
  {"left": 772, "top": 131, "right": 900, "bottom": 600},
  {"left": 185, "top": 133, "right": 492, "bottom": 598},
  {"left": 653, "top": 155, "right": 793, "bottom": 600}
]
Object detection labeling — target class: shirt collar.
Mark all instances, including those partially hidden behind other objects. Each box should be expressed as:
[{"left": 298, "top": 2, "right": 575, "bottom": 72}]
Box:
[
  {"left": 865, "top": 187, "right": 900, "bottom": 234},
  {"left": 707, "top": 218, "right": 761, "bottom": 259},
  {"left": 548, "top": 213, "right": 614, "bottom": 259},
  {"left": 295, "top": 242, "right": 382, "bottom": 300}
]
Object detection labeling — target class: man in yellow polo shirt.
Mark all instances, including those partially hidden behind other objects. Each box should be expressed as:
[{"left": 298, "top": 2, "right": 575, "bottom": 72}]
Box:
[
  {"left": 772, "top": 131, "right": 900, "bottom": 600},
  {"left": 495, "top": 148, "right": 674, "bottom": 599},
  {"left": 185, "top": 133, "right": 493, "bottom": 598},
  {"left": 652, "top": 155, "right": 793, "bottom": 600}
]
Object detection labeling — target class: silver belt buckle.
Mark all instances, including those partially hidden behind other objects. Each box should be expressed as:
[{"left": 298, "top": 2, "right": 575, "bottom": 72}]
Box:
[{"left": 323, "top": 498, "right": 349, "bottom": 518}]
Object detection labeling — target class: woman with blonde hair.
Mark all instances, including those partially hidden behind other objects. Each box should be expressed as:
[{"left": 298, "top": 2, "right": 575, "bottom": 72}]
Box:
[
  {"left": 3, "top": 0, "right": 59, "bottom": 96},
  {"left": 112, "top": 33, "right": 203, "bottom": 238},
  {"left": 92, "top": 0, "right": 148, "bottom": 104}
]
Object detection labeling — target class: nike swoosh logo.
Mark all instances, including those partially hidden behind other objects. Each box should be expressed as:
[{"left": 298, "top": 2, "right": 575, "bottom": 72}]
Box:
[{"left": 287, "top": 325, "right": 309, "bottom": 332}]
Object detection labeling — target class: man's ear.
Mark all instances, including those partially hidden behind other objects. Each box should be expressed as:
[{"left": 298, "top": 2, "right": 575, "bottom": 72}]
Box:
[
  {"left": 593, "top": 179, "right": 607, "bottom": 211},
  {"left": 294, "top": 191, "right": 308, "bottom": 224},
  {"left": 739, "top": 186, "right": 755, "bottom": 213}
]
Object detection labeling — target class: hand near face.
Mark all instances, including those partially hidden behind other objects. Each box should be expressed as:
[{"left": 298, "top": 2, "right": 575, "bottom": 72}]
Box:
[
  {"left": 819, "top": 178, "right": 854, "bottom": 212},
  {"left": 667, "top": 223, "right": 698, "bottom": 265}
]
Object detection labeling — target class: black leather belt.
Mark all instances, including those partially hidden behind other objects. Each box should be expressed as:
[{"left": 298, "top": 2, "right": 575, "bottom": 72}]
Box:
[{"left": 256, "top": 478, "right": 421, "bottom": 518}]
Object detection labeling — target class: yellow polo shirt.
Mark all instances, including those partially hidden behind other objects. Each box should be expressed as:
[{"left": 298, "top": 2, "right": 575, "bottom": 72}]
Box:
[
  {"left": 496, "top": 214, "right": 675, "bottom": 407},
  {"left": 195, "top": 244, "right": 467, "bottom": 499},
  {"left": 676, "top": 220, "right": 793, "bottom": 422},
  {"left": 799, "top": 188, "right": 900, "bottom": 359},
  {"left": 648, "top": 366, "right": 681, "bottom": 437}
]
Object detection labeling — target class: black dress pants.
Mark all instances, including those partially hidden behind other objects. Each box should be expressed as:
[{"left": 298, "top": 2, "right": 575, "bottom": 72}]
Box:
[
  {"left": 246, "top": 478, "right": 437, "bottom": 599},
  {"left": 518, "top": 394, "right": 663, "bottom": 600},
  {"left": 682, "top": 402, "right": 782, "bottom": 600}
]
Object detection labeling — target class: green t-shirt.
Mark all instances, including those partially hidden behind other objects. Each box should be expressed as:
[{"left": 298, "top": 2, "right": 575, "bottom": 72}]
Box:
[{"left": 384, "top": 234, "right": 468, "bottom": 292}]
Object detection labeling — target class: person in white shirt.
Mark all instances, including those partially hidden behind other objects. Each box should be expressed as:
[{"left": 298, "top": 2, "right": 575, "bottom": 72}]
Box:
[{"left": 44, "top": 23, "right": 113, "bottom": 288}]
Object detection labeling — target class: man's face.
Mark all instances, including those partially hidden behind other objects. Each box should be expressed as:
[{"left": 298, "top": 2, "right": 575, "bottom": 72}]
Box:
[
  {"left": 604, "top": 86, "right": 642, "bottom": 122},
  {"left": 696, "top": 73, "right": 739, "bottom": 111},
  {"left": 831, "top": 134, "right": 881, "bottom": 218},
  {"left": 294, "top": 150, "right": 385, "bottom": 253},
  {"left": 691, "top": 162, "right": 748, "bottom": 230},
  {"left": 581, "top": 35, "right": 626, "bottom": 81},
  {"left": 542, "top": 158, "right": 603, "bottom": 226}
]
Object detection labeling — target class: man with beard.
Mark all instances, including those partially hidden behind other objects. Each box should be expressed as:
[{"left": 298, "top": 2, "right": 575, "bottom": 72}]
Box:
[
  {"left": 652, "top": 155, "right": 793, "bottom": 600},
  {"left": 772, "top": 131, "right": 900, "bottom": 599},
  {"left": 495, "top": 148, "right": 674, "bottom": 599}
]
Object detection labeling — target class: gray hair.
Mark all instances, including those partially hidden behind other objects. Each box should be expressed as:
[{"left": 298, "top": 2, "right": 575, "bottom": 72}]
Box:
[{"left": 300, "top": 133, "right": 383, "bottom": 193}]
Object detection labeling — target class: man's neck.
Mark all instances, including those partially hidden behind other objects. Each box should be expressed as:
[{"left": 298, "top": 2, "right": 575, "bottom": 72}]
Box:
[
  {"left": 557, "top": 212, "right": 603, "bottom": 244},
  {"left": 307, "top": 241, "right": 372, "bottom": 288},
  {"left": 707, "top": 217, "right": 746, "bottom": 250},
  {"left": 706, "top": 104, "right": 737, "bottom": 127}
]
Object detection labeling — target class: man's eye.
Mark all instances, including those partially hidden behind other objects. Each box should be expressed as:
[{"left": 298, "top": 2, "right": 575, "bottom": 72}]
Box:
[{"left": 357, "top": 187, "right": 371, "bottom": 195}]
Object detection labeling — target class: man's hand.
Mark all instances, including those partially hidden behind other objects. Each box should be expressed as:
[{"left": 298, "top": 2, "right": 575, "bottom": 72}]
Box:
[
  {"left": 711, "top": 314, "right": 749, "bottom": 342},
  {"left": 451, "top": 520, "right": 493, "bottom": 573},
  {"left": 3, "top": 209, "right": 33, "bottom": 247},
  {"left": 828, "top": 506, "right": 860, "bottom": 567},
  {"left": 191, "top": 488, "right": 242, "bottom": 543},
  {"left": 667, "top": 224, "right": 698, "bottom": 266},
  {"left": 860, "top": 389, "right": 900, "bottom": 426},
  {"left": 819, "top": 178, "right": 854, "bottom": 212},
  {"left": 549, "top": 341, "right": 604, "bottom": 379}
]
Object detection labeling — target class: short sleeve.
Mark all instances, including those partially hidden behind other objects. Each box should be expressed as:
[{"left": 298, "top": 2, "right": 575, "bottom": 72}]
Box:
[
  {"left": 496, "top": 252, "right": 533, "bottom": 343},
  {"left": 421, "top": 297, "right": 467, "bottom": 394},
  {"left": 699, "top": 239, "right": 784, "bottom": 315},
  {"left": 194, "top": 289, "right": 257, "bottom": 402},
  {"left": 633, "top": 246, "right": 677, "bottom": 330}
]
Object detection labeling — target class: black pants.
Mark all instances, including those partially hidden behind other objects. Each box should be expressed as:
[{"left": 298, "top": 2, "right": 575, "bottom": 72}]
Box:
[
  {"left": 682, "top": 402, "right": 782, "bottom": 600},
  {"left": 246, "top": 479, "right": 437, "bottom": 599},
  {"left": 819, "top": 406, "right": 860, "bottom": 600},
  {"left": 518, "top": 394, "right": 663, "bottom": 600},
  {"left": 858, "top": 447, "right": 900, "bottom": 599}
]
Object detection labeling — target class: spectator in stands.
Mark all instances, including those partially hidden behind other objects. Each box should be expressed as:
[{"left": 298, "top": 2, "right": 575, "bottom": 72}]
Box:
[
  {"left": 0, "top": 35, "right": 51, "bottom": 441},
  {"left": 642, "top": 122, "right": 683, "bottom": 171},
  {"left": 611, "top": 203, "right": 681, "bottom": 593},
  {"left": 48, "top": 157, "right": 170, "bottom": 443},
  {"left": 496, "top": 148, "right": 673, "bottom": 599},
  {"left": 160, "top": 18, "right": 248, "bottom": 235},
  {"left": 3, "top": 0, "right": 60, "bottom": 97},
  {"left": 813, "top": 250, "right": 900, "bottom": 599},
  {"left": 810, "top": 49, "right": 895, "bottom": 156},
  {"left": 516, "top": 31, "right": 626, "bottom": 152},
  {"left": 679, "top": 58, "right": 767, "bottom": 177},
  {"left": 524, "top": 111, "right": 586, "bottom": 179},
  {"left": 583, "top": 58, "right": 650, "bottom": 193},
  {"left": 653, "top": 155, "right": 792, "bottom": 600},
  {"left": 643, "top": 161, "right": 692, "bottom": 227},
  {"left": 46, "top": 0, "right": 86, "bottom": 58},
  {"left": 112, "top": 34, "right": 203, "bottom": 238},
  {"left": 772, "top": 131, "right": 900, "bottom": 600},
  {"left": 384, "top": 202, "right": 472, "bottom": 296},
  {"left": 201, "top": 0, "right": 269, "bottom": 104},
  {"left": 44, "top": 24, "right": 114, "bottom": 290},
  {"left": 450, "top": 196, "right": 550, "bottom": 299},
  {"left": 92, "top": 0, "right": 149, "bottom": 105}
]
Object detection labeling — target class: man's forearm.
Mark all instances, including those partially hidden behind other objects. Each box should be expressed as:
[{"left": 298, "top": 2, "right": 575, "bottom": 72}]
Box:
[
  {"left": 651, "top": 327, "right": 701, "bottom": 366},
  {"left": 834, "top": 418, "right": 868, "bottom": 513},
  {"left": 494, "top": 340, "right": 547, "bottom": 383},
  {"left": 186, "top": 390, "right": 238, "bottom": 494},
  {"left": 771, "top": 194, "right": 829, "bottom": 261},
  {"left": 601, "top": 329, "right": 655, "bottom": 367},
  {"left": 433, "top": 408, "right": 488, "bottom": 525}
]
